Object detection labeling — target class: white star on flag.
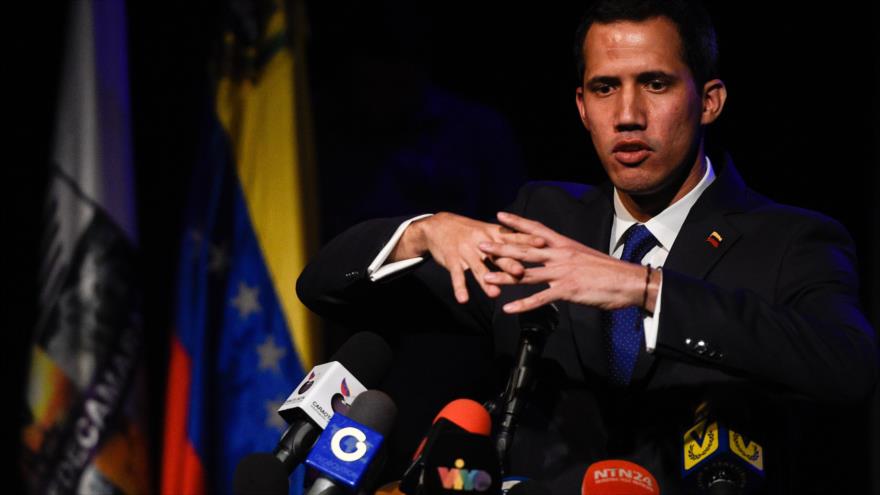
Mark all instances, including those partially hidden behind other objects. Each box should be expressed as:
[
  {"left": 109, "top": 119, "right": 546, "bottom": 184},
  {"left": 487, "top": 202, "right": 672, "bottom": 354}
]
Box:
[
  {"left": 256, "top": 335, "right": 286, "bottom": 374},
  {"left": 230, "top": 281, "right": 261, "bottom": 319}
]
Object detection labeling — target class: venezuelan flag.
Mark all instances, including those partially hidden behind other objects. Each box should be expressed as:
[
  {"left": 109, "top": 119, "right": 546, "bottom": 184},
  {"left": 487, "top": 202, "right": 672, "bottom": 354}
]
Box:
[{"left": 162, "top": 1, "right": 318, "bottom": 493}]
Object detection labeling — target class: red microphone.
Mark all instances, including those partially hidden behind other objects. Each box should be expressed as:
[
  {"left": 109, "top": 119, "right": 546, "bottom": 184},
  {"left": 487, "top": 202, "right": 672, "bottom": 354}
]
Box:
[
  {"left": 400, "top": 398, "right": 496, "bottom": 494},
  {"left": 581, "top": 460, "right": 660, "bottom": 495},
  {"left": 411, "top": 398, "right": 492, "bottom": 460}
]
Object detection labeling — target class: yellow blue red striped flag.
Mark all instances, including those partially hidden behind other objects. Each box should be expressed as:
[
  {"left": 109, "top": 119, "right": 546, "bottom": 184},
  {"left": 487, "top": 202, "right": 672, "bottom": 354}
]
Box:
[{"left": 162, "top": 1, "right": 318, "bottom": 493}]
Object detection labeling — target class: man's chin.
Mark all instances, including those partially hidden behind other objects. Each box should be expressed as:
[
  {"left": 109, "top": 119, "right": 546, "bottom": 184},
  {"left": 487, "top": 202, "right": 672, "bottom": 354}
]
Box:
[
  {"left": 618, "top": 187, "right": 667, "bottom": 201},
  {"left": 608, "top": 173, "right": 665, "bottom": 197}
]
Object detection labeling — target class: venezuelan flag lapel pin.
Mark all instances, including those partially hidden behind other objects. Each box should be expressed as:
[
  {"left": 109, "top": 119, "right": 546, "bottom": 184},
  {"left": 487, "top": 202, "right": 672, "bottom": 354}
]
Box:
[{"left": 706, "top": 231, "right": 723, "bottom": 248}]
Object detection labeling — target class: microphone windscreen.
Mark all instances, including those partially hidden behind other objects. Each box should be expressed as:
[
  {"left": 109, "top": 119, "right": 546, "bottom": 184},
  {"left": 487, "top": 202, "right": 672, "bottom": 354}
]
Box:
[
  {"left": 233, "top": 453, "right": 289, "bottom": 495},
  {"left": 432, "top": 398, "right": 491, "bottom": 436},
  {"left": 330, "top": 332, "right": 392, "bottom": 388},
  {"left": 347, "top": 389, "right": 398, "bottom": 436},
  {"left": 581, "top": 460, "right": 659, "bottom": 495}
]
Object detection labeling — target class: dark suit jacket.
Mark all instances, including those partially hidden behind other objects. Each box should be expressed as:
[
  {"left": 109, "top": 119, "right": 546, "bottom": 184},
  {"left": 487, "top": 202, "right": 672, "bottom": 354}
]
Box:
[{"left": 297, "top": 156, "right": 877, "bottom": 493}]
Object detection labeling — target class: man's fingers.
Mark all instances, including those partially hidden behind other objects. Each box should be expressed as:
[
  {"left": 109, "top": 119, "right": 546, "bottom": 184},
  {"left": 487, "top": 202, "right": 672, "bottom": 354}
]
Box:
[
  {"left": 485, "top": 266, "right": 554, "bottom": 286},
  {"left": 501, "top": 287, "right": 558, "bottom": 313},
  {"left": 478, "top": 241, "right": 549, "bottom": 263},
  {"left": 464, "top": 251, "right": 500, "bottom": 298},
  {"left": 449, "top": 264, "right": 469, "bottom": 303},
  {"left": 497, "top": 231, "right": 546, "bottom": 248},
  {"left": 483, "top": 271, "right": 520, "bottom": 286},
  {"left": 492, "top": 256, "right": 524, "bottom": 277},
  {"left": 497, "top": 211, "right": 581, "bottom": 248},
  {"left": 497, "top": 211, "right": 555, "bottom": 237},
  {"left": 517, "top": 266, "right": 555, "bottom": 284}
]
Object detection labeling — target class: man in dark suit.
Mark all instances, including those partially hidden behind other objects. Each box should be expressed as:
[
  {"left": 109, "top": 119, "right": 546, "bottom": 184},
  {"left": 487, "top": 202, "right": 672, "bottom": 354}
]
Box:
[{"left": 297, "top": 0, "right": 877, "bottom": 492}]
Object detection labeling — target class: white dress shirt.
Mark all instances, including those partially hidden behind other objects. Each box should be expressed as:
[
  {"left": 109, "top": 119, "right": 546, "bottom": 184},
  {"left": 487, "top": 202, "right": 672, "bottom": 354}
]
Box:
[
  {"left": 611, "top": 157, "right": 715, "bottom": 351},
  {"left": 366, "top": 157, "right": 716, "bottom": 352}
]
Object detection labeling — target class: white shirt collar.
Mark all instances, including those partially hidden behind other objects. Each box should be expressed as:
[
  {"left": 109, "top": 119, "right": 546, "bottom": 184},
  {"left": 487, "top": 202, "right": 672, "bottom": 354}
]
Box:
[{"left": 611, "top": 156, "right": 716, "bottom": 253}]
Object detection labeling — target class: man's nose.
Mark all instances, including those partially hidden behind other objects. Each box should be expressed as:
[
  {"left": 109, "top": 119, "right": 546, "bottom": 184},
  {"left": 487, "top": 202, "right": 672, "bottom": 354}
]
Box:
[{"left": 614, "top": 85, "right": 647, "bottom": 132}]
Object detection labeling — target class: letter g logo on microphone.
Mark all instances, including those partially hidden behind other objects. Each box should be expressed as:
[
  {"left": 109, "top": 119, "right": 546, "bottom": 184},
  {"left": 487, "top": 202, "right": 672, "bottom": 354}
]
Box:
[
  {"left": 305, "top": 412, "right": 385, "bottom": 489},
  {"left": 330, "top": 426, "right": 368, "bottom": 462}
]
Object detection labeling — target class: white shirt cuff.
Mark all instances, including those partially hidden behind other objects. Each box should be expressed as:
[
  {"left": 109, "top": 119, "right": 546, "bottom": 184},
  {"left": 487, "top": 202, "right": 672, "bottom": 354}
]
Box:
[
  {"left": 367, "top": 214, "right": 433, "bottom": 281},
  {"left": 643, "top": 275, "right": 663, "bottom": 352}
]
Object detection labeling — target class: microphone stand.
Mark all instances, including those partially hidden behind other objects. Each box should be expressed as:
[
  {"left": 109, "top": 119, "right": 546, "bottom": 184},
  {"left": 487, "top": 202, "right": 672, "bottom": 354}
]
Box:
[{"left": 492, "top": 304, "right": 558, "bottom": 475}]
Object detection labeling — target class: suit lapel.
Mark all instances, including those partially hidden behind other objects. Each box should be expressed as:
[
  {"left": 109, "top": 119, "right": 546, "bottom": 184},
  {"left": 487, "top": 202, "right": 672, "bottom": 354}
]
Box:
[
  {"left": 630, "top": 154, "right": 750, "bottom": 385},
  {"left": 663, "top": 154, "right": 750, "bottom": 277},
  {"left": 566, "top": 184, "right": 614, "bottom": 378},
  {"left": 663, "top": 215, "right": 740, "bottom": 277}
]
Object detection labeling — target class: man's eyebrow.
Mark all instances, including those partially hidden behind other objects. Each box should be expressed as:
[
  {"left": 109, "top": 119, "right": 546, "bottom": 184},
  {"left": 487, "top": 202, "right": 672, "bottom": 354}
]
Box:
[
  {"left": 636, "top": 71, "right": 678, "bottom": 83},
  {"left": 584, "top": 75, "right": 620, "bottom": 87},
  {"left": 585, "top": 71, "right": 679, "bottom": 87}
]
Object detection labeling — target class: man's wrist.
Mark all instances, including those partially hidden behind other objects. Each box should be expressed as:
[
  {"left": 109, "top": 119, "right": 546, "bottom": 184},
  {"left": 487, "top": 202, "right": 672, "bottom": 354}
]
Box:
[
  {"left": 643, "top": 266, "right": 662, "bottom": 314},
  {"left": 390, "top": 217, "right": 429, "bottom": 262}
]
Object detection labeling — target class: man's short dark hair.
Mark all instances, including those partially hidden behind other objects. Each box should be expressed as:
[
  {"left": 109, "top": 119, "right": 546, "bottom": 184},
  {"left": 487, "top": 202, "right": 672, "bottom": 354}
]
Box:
[{"left": 573, "top": 0, "right": 719, "bottom": 86}]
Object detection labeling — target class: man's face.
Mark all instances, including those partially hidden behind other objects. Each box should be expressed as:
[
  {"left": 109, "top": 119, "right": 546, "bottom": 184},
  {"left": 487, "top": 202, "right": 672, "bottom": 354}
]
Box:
[{"left": 576, "top": 17, "right": 706, "bottom": 196}]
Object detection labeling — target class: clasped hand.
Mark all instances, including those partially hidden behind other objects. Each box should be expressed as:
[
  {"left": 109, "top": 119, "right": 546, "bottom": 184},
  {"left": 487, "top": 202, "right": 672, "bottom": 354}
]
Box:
[{"left": 396, "top": 211, "right": 652, "bottom": 314}]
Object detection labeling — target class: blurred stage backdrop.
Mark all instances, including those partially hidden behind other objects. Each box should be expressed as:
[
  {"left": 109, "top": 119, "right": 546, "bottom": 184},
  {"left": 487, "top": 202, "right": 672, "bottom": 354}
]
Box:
[{"left": 5, "top": 0, "right": 879, "bottom": 493}]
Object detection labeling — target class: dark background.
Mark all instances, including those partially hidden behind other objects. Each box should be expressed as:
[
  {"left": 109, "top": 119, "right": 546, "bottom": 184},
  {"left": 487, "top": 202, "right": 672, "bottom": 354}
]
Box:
[{"left": 6, "top": 0, "right": 879, "bottom": 492}]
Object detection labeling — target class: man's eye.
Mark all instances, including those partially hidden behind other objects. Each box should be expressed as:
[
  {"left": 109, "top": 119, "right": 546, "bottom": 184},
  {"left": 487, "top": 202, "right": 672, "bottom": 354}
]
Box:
[
  {"left": 646, "top": 80, "right": 668, "bottom": 91},
  {"left": 592, "top": 84, "right": 614, "bottom": 95}
]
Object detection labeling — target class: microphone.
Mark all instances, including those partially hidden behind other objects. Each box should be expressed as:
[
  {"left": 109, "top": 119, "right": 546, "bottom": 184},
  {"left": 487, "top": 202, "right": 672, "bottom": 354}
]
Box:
[
  {"left": 492, "top": 304, "right": 558, "bottom": 474},
  {"left": 581, "top": 460, "right": 659, "bottom": 495},
  {"left": 411, "top": 399, "right": 493, "bottom": 461},
  {"left": 399, "top": 399, "right": 494, "bottom": 494},
  {"left": 273, "top": 331, "right": 392, "bottom": 472},
  {"left": 681, "top": 401, "right": 765, "bottom": 495},
  {"left": 304, "top": 390, "right": 398, "bottom": 495},
  {"left": 403, "top": 400, "right": 500, "bottom": 494},
  {"left": 279, "top": 331, "right": 393, "bottom": 427},
  {"left": 233, "top": 332, "right": 392, "bottom": 495},
  {"left": 419, "top": 426, "right": 501, "bottom": 494}
]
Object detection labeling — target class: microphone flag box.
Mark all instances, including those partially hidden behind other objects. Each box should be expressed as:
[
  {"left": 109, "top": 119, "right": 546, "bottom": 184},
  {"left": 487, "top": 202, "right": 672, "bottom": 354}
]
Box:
[
  {"left": 304, "top": 412, "right": 385, "bottom": 489},
  {"left": 278, "top": 361, "right": 367, "bottom": 428},
  {"left": 682, "top": 417, "right": 765, "bottom": 492}
]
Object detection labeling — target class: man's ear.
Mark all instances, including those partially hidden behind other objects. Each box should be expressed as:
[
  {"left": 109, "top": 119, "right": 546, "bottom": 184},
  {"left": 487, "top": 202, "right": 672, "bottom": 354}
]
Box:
[
  {"left": 701, "top": 79, "right": 727, "bottom": 125},
  {"left": 575, "top": 86, "right": 590, "bottom": 131}
]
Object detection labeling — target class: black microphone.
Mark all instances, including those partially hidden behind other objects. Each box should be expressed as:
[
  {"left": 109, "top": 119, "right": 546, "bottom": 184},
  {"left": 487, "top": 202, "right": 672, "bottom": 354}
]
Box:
[
  {"left": 681, "top": 401, "right": 765, "bottom": 495},
  {"left": 304, "top": 390, "right": 398, "bottom": 495},
  {"left": 492, "top": 304, "right": 558, "bottom": 474},
  {"left": 233, "top": 332, "right": 392, "bottom": 494}
]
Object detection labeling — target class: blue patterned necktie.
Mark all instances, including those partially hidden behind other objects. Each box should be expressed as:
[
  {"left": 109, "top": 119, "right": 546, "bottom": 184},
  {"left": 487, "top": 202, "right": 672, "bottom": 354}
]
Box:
[{"left": 604, "top": 223, "right": 659, "bottom": 385}]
